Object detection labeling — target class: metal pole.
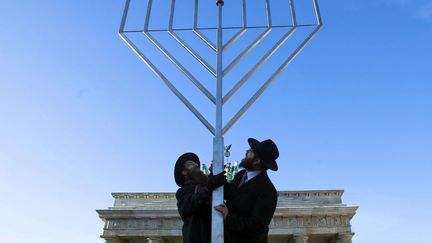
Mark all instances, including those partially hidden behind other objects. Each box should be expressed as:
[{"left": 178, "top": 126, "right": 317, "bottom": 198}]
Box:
[{"left": 212, "top": 1, "right": 224, "bottom": 243}]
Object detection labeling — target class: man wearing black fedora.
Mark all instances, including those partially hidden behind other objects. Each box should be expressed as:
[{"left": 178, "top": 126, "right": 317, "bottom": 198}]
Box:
[
  {"left": 215, "top": 138, "right": 279, "bottom": 243},
  {"left": 175, "top": 152, "right": 226, "bottom": 243}
]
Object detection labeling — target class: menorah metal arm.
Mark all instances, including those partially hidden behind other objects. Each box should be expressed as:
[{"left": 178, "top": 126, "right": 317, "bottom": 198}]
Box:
[
  {"left": 223, "top": 27, "right": 272, "bottom": 77},
  {"left": 143, "top": 31, "right": 217, "bottom": 104},
  {"left": 144, "top": 0, "right": 152, "bottom": 32},
  {"left": 120, "top": 33, "right": 216, "bottom": 135},
  {"left": 313, "top": 0, "right": 323, "bottom": 26},
  {"left": 223, "top": 26, "right": 296, "bottom": 104},
  {"left": 123, "top": 24, "right": 319, "bottom": 33},
  {"left": 168, "top": 31, "right": 217, "bottom": 77},
  {"left": 169, "top": 0, "right": 175, "bottom": 29},
  {"left": 118, "top": 0, "right": 215, "bottom": 135},
  {"left": 118, "top": 0, "right": 130, "bottom": 33},
  {"left": 241, "top": 0, "right": 247, "bottom": 27},
  {"left": 290, "top": 0, "right": 298, "bottom": 26},
  {"left": 118, "top": 0, "right": 323, "bottom": 137},
  {"left": 142, "top": 0, "right": 216, "bottom": 104},
  {"left": 265, "top": 0, "right": 272, "bottom": 27},
  {"left": 222, "top": 0, "right": 247, "bottom": 52},
  {"left": 223, "top": 0, "right": 299, "bottom": 103},
  {"left": 194, "top": 0, "right": 217, "bottom": 51},
  {"left": 223, "top": 28, "right": 247, "bottom": 52},
  {"left": 169, "top": 0, "right": 216, "bottom": 77},
  {"left": 222, "top": 25, "right": 322, "bottom": 135},
  {"left": 193, "top": 29, "right": 217, "bottom": 52}
]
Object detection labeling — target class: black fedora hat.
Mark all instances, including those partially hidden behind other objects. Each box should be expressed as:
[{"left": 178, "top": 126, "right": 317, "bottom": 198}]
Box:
[
  {"left": 174, "top": 152, "right": 201, "bottom": 187},
  {"left": 248, "top": 138, "right": 279, "bottom": 171}
]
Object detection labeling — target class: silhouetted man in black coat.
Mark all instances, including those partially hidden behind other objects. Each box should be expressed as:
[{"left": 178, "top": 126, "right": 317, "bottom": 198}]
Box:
[
  {"left": 175, "top": 152, "right": 226, "bottom": 243},
  {"left": 215, "top": 138, "right": 279, "bottom": 243}
]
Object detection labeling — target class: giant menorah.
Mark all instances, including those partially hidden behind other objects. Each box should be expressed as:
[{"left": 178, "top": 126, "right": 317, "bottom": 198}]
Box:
[{"left": 118, "top": 0, "right": 322, "bottom": 242}]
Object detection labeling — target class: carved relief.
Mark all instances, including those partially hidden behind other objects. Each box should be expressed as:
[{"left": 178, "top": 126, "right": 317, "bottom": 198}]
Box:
[
  {"left": 271, "top": 215, "right": 351, "bottom": 228},
  {"left": 113, "top": 193, "right": 176, "bottom": 200},
  {"left": 108, "top": 219, "right": 181, "bottom": 230}
]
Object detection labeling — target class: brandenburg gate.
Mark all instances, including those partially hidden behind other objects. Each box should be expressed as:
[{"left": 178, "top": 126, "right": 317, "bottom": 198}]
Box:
[{"left": 97, "top": 190, "right": 358, "bottom": 243}]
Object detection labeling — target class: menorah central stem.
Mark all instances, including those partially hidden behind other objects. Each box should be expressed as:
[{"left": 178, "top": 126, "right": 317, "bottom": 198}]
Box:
[{"left": 212, "top": 2, "right": 224, "bottom": 243}]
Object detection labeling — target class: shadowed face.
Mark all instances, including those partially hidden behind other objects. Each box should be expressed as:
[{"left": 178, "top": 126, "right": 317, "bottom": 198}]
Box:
[
  {"left": 240, "top": 148, "right": 261, "bottom": 171},
  {"left": 182, "top": 160, "right": 200, "bottom": 173},
  {"left": 181, "top": 160, "right": 207, "bottom": 185}
]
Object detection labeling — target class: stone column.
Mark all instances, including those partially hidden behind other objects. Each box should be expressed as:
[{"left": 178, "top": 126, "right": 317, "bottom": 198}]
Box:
[
  {"left": 146, "top": 237, "right": 166, "bottom": 243},
  {"left": 293, "top": 234, "right": 309, "bottom": 243},
  {"left": 337, "top": 232, "right": 354, "bottom": 243}
]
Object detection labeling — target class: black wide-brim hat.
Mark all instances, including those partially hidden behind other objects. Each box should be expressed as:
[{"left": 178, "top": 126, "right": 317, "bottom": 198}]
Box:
[
  {"left": 174, "top": 152, "right": 201, "bottom": 187},
  {"left": 248, "top": 138, "right": 279, "bottom": 171}
]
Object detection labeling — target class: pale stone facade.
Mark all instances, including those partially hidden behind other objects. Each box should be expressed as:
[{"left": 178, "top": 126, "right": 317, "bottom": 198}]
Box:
[{"left": 97, "top": 190, "right": 357, "bottom": 243}]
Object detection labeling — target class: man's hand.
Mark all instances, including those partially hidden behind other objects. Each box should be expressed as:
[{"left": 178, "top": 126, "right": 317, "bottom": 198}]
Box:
[
  {"left": 214, "top": 204, "right": 229, "bottom": 219},
  {"left": 207, "top": 170, "right": 227, "bottom": 190}
]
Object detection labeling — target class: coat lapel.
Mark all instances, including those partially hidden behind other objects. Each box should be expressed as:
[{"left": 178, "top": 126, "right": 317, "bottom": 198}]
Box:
[
  {"left": 237, "top": 171, "right": 266, "bottom": 191},
  {"left": 229, "top": 171, "right": 267, "bottom": 198}
]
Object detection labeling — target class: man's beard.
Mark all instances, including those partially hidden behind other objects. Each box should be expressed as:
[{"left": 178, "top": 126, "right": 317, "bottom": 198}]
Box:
[
  {"left": 240, "top": 157, "right": 256, "bottom": 171},
  {"left": 186, "top": 170, "right": 209, "bottom": 185}
]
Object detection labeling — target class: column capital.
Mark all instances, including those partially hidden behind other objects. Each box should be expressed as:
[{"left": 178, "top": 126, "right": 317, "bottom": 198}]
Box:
[
  {"left": 293, "top": 234, "right": 309, "bottom": 243},
  {"left": 146, "top": 237, "right": 166, "bottom": 243},
  {"left": 338, "top": 232, "right": 354, "bottom": 243}
]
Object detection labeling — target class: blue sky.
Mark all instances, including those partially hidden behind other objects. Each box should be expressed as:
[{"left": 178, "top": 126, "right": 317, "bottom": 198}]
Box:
[{"left": 0, "top": 0, "right": 431, "bottom": 242}]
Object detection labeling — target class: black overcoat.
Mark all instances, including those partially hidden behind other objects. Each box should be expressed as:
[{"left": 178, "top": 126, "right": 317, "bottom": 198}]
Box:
[
  {"left": 176, "top": 183, "right": 211, "bottom": 243},
  {"left": 224, "top": 170, "right": 278, "bottom": 243}
]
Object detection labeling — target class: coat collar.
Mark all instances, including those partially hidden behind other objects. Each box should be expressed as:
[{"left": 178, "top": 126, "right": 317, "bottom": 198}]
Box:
[{"left": 233, "top": 170, "right": 268, "bottom": 192}]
